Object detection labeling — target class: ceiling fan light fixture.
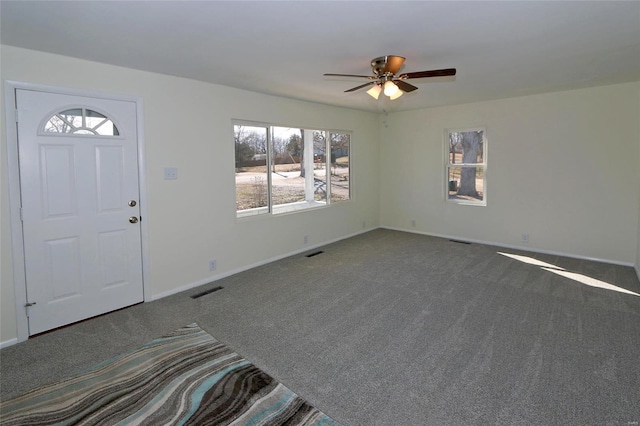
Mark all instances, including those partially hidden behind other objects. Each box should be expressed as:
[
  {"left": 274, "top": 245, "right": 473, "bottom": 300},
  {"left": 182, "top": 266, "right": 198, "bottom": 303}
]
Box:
[
  {"left": 389, "top": 90, "right": 403, "bottom": 100},
  {"left": 366, "top": 84, "right": 382, "bottom": 99},
  {"left": 325, "top": 56, "right": 457, "bottom": 101},
  {"left": 383, "top": 80, "right": 399, "bottom": 96}
]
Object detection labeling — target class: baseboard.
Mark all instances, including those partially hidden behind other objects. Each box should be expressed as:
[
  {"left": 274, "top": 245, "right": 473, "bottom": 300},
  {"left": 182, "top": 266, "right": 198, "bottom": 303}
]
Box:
[
  {"left": 3, "top": 225, "right": 628, "bottom": 350},
  {"left": 155, "top": 225, "right": 635, "bottom": 302},
  {"left": 150, "top": 227, "right": 374, "bottom": 301},
  {"left": 0, "top": 338, "right": 18, "bottom": 349},
  {"left": 0, "top": 228, "right": 374, "bottom": 348},
  {"left": 381, "top": 226, "right": 635, "bottom": 268}
]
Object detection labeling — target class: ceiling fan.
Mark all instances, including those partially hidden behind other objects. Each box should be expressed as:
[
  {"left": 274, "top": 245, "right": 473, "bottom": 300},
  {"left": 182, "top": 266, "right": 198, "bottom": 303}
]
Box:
[{"left": 324, "top": 55, "right": 456, "bottom": 100}]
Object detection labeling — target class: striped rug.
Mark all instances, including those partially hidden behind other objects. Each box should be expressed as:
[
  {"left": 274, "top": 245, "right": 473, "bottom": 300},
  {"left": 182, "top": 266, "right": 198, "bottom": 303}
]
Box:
[{"left": 0, "top": 324, "right": 341, "bottom": 425}]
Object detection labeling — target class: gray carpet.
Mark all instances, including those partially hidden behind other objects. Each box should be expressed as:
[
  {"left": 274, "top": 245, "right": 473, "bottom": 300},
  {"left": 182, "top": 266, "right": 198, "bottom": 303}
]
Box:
[{"left": 1, "top": 229, "right": 639, "bottom": 425}]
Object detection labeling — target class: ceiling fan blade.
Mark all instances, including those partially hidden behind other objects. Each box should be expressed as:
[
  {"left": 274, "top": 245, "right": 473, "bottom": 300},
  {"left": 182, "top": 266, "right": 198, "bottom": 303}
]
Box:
[
  {"left": 381, "top": 55, "right": 405, "bottom": 74},
  {"left": 344, "top": 81, "right": 376, "bottom": 92},
  {"left": 324, "top": 73, "right": 376, "bottom": 79},
  {"left": 393, "top": 80, "right": 419, "bottom": 93},
  {"left": 401, "top": 68, "right": 457, "bottom": 79}
]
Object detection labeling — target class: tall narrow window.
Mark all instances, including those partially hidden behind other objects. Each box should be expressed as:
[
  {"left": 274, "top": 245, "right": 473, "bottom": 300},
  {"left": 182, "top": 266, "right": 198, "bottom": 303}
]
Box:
[
  {"left": 234, "top": 122, "right": 351, "bottom": 217},
  {"left": 446, "top": 128, "right": 486, "bottom": 205},
  {"left": 329, "top": 132, "right": 350, "bottom": 202},
  {"left": 234, "top": 124, "right": 269, "bottom": 216}
]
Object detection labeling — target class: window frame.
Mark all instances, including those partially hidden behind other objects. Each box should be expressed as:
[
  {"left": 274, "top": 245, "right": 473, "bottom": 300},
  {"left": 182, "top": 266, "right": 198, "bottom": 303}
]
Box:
[
  {"left": 445, "top": 126, "right": 487, "bottom": 206},
  {"left": 40, "top": 106, "right": 122, "bottom": 138},
  {"left": 233, "top": 120, "right": 351, "bottom": 218}
]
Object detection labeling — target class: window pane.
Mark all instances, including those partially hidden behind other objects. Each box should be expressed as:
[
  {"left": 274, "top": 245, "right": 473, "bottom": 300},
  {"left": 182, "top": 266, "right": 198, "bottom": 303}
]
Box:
[
  {"left": 85, "top": 109, "right": 106, "bottom": 121},
  {"left": 235, "top": 125, "right": 269, "bottom": 216},
  {"left": 272, "top": 127, "right": 305, "bottom": 208},
  {"left": 313, "top": 130, "right": 327, "bottom": 203},
  {"left": 43, "top": 115, "right": 71, "bottom": 133},
  {"left": 330, "top": 132, "right": 350, "bottom": 202},
  {"left": 44, "top": 109, "right": 82, "bottom": 133},
  {"left": 85, "top": 109, "right": 119, "bottom": 136},
  {"left": 448, "top": 166, "right": 484, "bottom": 202},
  {"left": 59, "top": 109, "right": 84, "bottom": 128},
  {"left": 448, "top": 130, "right": 483, "bottom": 164},
  {"left": 92, "top": 122, "right": 120, "bottom": 136}
]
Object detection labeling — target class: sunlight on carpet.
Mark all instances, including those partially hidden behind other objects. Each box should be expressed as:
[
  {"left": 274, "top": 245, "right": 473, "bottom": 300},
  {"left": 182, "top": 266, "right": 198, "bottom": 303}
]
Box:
[{"left": 498, "top": 252, "right": 639, "bottom": 297}]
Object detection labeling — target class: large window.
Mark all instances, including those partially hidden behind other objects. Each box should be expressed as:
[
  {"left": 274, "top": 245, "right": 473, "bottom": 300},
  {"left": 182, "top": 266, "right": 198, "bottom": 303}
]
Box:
[
  {"left": 234, "top": 122, "right": 350, "bottom": 217},
  {"left": 446, "top": 127, "right": 486, "bottom": 205}
]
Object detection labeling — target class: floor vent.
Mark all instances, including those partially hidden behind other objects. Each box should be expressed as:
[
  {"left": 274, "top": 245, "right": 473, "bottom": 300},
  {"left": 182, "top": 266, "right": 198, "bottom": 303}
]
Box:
[
  {"left": 191, "top": 286, "right": 224, "bottom": 299},
  {"left": 306, "top": 251, "right": 324, "bottom": 258},
  {"left": 449, "top": 239, "right": 471, "bottom": 245}
]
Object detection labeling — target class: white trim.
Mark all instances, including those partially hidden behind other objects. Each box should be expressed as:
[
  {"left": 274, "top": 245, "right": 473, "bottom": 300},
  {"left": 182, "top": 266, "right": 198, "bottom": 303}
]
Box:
[
  {"left": 4, "top": 82, "right": 29, "bottom": 342},
  {"left": 135, "top": 99, "right": 152, "bottom": 304},
  {"left": 152, "top": 225, "right": 635, "bottom": 302},
  {"left": 381, "top": 226, "right": 635, "bottom": 267},
  {"left": 3, "top": 81, "right": 149, "bottom": 343},
  {"left": 237, "top": 200, "right": 328, "bottom": 219},
  {"left": 151, "top": 227, "right": 372, "bottom": 301},
  {"left": 1, "top": 221, "right": 630, "bottom": 348},
  {"left": 444, "top": 126, "right": 487, "bottom": 206},
  {"left": 0, "top": 338, "right": 19, "bottom": 349}
]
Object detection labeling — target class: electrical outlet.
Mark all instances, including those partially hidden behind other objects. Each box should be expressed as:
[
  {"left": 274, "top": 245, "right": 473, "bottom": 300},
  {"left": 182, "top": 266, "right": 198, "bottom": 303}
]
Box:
[
  {"left": 209, "top": 260, "right": 217, "bottom": 271},
  {"left": 411, "top": 219, "right": 416, "bottom": 227},
  {"left": 164, "top": 167, "right": 178, "bottom": 180},
  {"left": 521, "top": 234, "right": 529, "bottom": 243},
  {"left": 362, "top": 220, "right": 366, "bottom": 229},
  {"left": 304, "top": 235, "right": 308, "bottom": 244}
]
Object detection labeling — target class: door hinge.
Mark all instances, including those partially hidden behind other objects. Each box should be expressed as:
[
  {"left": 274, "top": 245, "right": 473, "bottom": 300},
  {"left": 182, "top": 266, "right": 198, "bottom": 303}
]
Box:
[
  {"left": 15, "top": 108, "right": 19, "bottom": 123},
  {"left": 19, "top": 207, "right": 24, "bottom": 221}
]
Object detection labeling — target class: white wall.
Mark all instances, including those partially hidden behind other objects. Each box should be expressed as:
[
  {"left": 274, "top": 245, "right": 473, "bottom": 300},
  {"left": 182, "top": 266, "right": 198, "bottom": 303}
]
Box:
[
  {"left": 637, "top": 137, "right": 640, "bottom": 280},
  {"left": 2, "top": 45, "right": 639, "bottom": 345},
  {"left": 0, "top": 46, "right": 380, "bottom": 343},
  {"left": 380, "top": 82, "right": 640, "bottom": 265}
]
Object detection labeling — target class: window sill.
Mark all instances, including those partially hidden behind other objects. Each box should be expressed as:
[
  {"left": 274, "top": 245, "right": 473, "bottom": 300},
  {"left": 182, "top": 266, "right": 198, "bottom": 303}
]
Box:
[{"left": 236, "top": 200, "right": 328, "bottom": 219}]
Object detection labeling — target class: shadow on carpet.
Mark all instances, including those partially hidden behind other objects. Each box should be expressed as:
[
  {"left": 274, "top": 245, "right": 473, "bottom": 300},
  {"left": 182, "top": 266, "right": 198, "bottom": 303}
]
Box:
[{"left": 0, "top": 323, "right": 341, "bottom": 425}]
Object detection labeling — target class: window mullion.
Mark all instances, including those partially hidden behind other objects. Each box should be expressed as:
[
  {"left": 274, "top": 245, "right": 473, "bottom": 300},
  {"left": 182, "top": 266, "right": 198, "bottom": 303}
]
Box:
[
  {"left": 326, "top": 132, "right": 331, "bottom": 203},
  {"left": 267, "top": 126, "right": 274, "bottom": 213},
  {"left": 303, "top": 129, "right": 315, "bottom": 202}
]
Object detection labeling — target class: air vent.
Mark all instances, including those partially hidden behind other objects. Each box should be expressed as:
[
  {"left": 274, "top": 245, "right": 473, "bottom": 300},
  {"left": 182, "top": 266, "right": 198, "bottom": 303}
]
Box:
[
  {"left": 305, "top": 251, "right": 324, "bottom": 258},
  {"left": 191, "top": 286, "right": 224, "bottom": 299}
]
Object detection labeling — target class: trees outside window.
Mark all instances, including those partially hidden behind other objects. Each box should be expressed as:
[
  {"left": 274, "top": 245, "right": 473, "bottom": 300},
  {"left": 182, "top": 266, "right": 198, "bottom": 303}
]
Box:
[
  {"left": 446, "top": 128, "right": 486, "bottom": 205},
  {"left": 329, "top": 132, "right": 350, "bottom": 203},
  {"left": 234, "top": 125, "right": 269, "bottom": 214},
  {"left": 234, "top": 121, "right": 351, "bottom": 217}
]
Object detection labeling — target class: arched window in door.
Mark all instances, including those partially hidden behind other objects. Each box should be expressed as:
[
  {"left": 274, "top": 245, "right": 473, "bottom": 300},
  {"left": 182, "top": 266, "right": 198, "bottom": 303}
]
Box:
[{"left": 43, "top": 108, "right": 120, "bottom": 136}]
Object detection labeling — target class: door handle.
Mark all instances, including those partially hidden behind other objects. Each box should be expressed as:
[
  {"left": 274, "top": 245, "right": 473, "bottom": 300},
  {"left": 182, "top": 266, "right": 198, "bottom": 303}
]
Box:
[
  {"left": 128, "top": 200, "right": 137, "bottom": 207},
  {"left": 129, "top": 216, "right": 139, "bottom": 224}
]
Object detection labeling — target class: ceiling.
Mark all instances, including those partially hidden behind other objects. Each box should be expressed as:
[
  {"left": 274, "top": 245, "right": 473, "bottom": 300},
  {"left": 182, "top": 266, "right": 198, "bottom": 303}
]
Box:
[{"left": 2, "top": 1, "right": 639, "bottom": 113}]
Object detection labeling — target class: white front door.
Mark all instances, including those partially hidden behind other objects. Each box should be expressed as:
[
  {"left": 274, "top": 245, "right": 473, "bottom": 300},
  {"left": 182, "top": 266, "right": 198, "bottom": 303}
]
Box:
[{"left": 16, "top": 89, "right": 144, "bottom": 335}]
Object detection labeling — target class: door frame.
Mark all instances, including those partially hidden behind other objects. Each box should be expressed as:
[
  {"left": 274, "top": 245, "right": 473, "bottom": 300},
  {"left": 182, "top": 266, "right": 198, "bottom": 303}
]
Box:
[{"left": 4, "top": 81, "right": 151, "bottom": 343}]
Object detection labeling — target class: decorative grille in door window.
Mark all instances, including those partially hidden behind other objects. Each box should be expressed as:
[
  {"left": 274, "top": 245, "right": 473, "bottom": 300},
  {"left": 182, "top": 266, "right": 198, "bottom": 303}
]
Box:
[{"left": 43, "top": 108, "right": 120, "bottom": 136}]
